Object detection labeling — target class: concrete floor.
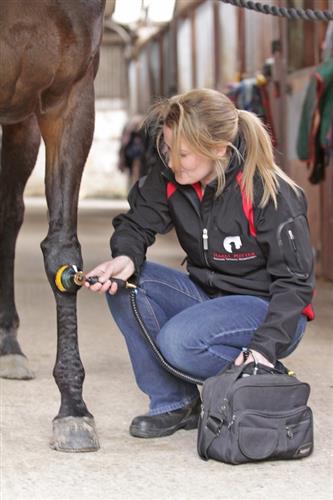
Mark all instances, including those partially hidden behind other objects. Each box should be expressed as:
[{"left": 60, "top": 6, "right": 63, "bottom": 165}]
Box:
[{"left": 1, "top": 200, "right": 332, "bottom": 500}]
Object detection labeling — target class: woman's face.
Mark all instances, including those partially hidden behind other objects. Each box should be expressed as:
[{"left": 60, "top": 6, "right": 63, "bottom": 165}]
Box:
[{"left": 162, "top": 126, "right": 220, "bottom": 186}]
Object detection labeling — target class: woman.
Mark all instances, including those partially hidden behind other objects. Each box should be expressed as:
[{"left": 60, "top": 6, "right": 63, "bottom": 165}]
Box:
[{"left": 85, "top": 89, "right": 315, "bottom": 439}]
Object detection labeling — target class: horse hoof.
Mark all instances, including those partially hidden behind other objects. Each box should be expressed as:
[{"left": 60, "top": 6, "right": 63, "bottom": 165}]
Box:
[
  {"left": 0, "top": 354, "right": 35, "bottom": 380},
  {"left": 50, "top": 416, "right": 100, "bottom": 452}
]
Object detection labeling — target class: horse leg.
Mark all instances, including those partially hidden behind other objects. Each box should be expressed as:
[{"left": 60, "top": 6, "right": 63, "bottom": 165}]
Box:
[
  {"left": 38, "top": 68, "right": 99, "bottom": 452},
  {"left": 0, "top": 116, "right": 41, "bottom": 379}
]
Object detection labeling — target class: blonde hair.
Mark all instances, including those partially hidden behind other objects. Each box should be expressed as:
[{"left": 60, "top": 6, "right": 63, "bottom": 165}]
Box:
[{"left": 145, "top": 88, "right": 299, "bottom": 208}]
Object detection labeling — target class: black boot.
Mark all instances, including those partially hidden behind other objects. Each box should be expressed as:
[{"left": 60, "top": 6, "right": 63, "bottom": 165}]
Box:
[{"left": 129, "top": 398, "right": 201, "bottom": 438}]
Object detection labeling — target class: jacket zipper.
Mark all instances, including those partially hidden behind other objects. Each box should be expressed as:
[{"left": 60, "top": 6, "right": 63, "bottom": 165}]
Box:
[
  {"left": 202, "top": 226, "right": 216, "bottom": 287},
  {"left": 201, "top": 206, "right": 211, "bottom": 267},
  {"left": 175, "top": 185, "right": 210, "bottom": 268},
  {"left": 202, "top": 228, "right": 208, "bottom": 251},
  {"left": 177, "top": 186, "right": 213, "bottom": 274},
  {"left": 287, "top": 229, "right": 303, "bottom": 271},
  {"left": 277, "top": 218, "right": 308, "bottom": 278},
  {"left": 202, "top": 227, "right": 210, "bottom": 268},
  {"left": 288, "top": 229, "right": 297, "bottom": 252}
]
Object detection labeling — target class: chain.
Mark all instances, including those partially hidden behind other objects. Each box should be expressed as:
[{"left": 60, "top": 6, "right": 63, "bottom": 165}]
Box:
[{"left": 220, "top": 0, "right": 333, "bottom": 21}]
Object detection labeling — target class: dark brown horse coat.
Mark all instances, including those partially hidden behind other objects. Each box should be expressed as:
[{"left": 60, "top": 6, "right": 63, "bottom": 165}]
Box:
[{"left": 0, "top": 0, "right": 106, "bottom": 451}]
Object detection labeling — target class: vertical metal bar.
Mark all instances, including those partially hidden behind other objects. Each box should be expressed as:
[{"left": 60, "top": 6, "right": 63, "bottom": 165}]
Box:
[
  {"left": 191, "top": 9, "right": 197, "bottom": 88},
  {"left": 213, "top": 1, "right": 221, "bottom": 90},
  {"left": 278, "top": 14, "right": 289, "bottom": 173},
  {"left": 171, "top": 17, "right": 178, "bottom": 94},
  {"left": 159, "top": 35, "right": 164, "bottom": 96},
  {"left": 237, "top": 4, "right": 245, "bottom": 77}
]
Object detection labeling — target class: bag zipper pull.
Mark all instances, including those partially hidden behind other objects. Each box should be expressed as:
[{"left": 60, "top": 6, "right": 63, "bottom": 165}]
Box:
[{"left": 202, "top": 228, "right": 208, "bottom": 251}]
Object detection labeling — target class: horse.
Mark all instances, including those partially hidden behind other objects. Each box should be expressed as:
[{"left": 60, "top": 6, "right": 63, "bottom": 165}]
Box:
[{"left": 0, "top": 0, "right": 106, "bottom": 452}]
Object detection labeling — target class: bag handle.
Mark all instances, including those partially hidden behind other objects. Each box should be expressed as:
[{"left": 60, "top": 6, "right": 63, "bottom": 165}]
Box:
[
  {"left": 217, "top": 353, "right": 288, "bottom": 383},
  {"left": 240, "top": 349, "right": 287, "bottom": 374},
  {"left": 216, "top": 363, "right": 250, "bottom": 383},
  {"left": 216, "top": 349, "right": 261, "bottom": 381}
]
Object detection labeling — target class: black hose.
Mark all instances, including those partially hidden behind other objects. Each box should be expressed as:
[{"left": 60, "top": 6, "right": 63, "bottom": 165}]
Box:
[{"left": 129, "top": 289, "right": 204, "bottom": 386}]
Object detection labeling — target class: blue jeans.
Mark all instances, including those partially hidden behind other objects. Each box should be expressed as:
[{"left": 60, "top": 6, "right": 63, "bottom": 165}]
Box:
[{"left": 107, "top": 262, "right": 307, "bottom": 415}]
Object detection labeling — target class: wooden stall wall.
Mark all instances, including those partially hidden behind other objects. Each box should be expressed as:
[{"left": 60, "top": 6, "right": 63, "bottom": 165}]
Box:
[
  {"left": 285, "top": 68, "right": 322, "bottom": 272},
  {"left": 321, "top": 160, "right": 333, "bottom": 281}
]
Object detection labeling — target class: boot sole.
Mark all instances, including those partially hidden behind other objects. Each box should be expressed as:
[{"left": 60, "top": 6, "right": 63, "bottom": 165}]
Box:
[{"left": 129, "top": 413, "right": 199, "bottom": 438}]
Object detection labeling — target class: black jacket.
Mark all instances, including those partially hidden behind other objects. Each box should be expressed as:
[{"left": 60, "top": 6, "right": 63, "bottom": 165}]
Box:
[{"left": 111, "top": 156, "right": 315, "bottom": 364}]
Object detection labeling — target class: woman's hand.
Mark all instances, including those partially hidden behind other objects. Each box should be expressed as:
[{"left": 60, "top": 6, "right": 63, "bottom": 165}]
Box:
[
  {"left": 84, "top": 256, "right": 135, "bottom": 295},
  {"left": 234, "top": 349, "right": 274, "bottom": 368}
]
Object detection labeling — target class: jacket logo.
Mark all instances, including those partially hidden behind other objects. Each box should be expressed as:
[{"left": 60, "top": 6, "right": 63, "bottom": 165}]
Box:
[
  {"left": 214, "top": 235, "right": 257, "bottom": 262},
  {"left": 223, "top": 236, "right": 242, "bottom": 253}
]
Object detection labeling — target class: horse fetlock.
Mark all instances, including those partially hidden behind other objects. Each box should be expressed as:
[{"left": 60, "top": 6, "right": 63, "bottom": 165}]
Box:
[
  {"left": 56, "top": 392, "right": 92, "bottom": 419},
  {"left": 41, "top": 237, "right": 82, "bottom": 275},
  {"left": 0, "top": 330, "right": 23, "bottom": 355}
]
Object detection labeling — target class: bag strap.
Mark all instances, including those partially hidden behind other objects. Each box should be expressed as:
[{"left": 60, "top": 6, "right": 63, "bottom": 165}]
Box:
[
  {"left": 198, "top": 412, "right": 225, "bottom": 460},
  {"left": 198, "top": 367, "right": 243, "bottom": 460}
]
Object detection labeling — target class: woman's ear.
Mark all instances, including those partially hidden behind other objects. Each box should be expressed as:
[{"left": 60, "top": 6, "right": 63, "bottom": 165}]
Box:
[{"left": 216, "top": 146, "right": 227, "bottom": 158}]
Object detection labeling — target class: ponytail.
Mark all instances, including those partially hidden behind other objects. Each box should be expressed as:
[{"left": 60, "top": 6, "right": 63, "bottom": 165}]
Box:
[{"left": 238, "top": 110, "right": 299, "bottom": 208}]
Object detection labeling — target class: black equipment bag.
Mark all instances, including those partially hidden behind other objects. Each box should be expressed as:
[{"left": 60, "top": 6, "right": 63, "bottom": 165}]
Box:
[{"left": 197, "top": 362, "right": 314, "bottom": 464}]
